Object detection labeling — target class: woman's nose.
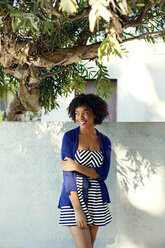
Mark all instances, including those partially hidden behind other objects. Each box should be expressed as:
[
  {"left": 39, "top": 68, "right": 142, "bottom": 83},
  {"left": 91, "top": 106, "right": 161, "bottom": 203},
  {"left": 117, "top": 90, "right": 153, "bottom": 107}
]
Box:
[{"left": 79, "top": 113, "right": 84, "bottom": 119}]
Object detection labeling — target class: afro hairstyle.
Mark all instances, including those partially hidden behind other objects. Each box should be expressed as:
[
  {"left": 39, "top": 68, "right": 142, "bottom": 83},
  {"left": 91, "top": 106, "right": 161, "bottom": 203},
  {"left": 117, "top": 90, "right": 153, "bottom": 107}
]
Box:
[{"left": 67, "top": 93, "right": 109, "bottom": 125}]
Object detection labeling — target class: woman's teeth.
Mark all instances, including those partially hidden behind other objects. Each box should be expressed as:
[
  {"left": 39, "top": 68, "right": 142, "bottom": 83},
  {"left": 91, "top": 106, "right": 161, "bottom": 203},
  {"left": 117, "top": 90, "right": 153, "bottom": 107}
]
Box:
[{"left": 80, "top": 121, "right": 86, "bottom": 125}]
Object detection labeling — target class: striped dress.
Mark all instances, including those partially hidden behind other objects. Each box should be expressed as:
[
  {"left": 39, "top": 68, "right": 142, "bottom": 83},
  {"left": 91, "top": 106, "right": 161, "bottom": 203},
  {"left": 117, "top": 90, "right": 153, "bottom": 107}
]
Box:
[{"left": 59, "top": 150, "right": 112, "bottom": 226}]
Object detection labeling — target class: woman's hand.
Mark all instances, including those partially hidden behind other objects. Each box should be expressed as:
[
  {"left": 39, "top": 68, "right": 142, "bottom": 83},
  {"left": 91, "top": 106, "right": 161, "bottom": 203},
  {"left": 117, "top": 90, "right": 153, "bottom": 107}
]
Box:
[
  {"left": 75, "top": 208, "right": 88, "bottom": 229},
  {"left": 60, "top": 157, "right": 77, "bottom": 172}
]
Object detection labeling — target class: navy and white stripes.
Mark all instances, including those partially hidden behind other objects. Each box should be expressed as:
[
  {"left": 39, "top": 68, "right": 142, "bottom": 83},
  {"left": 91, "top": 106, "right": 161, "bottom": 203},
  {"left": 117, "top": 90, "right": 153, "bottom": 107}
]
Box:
[
  {"left": 74, "top": 149, "right": 104, "bottom": 168},
  {"left": 59, "top": 150, "right": 112, "bottom": 226}
]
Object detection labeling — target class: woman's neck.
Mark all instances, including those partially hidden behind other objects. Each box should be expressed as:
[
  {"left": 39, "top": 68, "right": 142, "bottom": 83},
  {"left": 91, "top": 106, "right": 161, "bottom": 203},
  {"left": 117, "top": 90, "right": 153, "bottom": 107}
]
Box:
[{"left": 79, "top": 126, "right": 96, "bottom": 136}]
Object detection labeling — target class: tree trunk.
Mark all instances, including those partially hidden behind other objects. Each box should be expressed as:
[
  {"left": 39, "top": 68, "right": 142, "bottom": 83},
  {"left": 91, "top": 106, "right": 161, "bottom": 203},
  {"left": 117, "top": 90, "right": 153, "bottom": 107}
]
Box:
[{"left": 3, "top": 65, "right": 41, "bottom": 121}]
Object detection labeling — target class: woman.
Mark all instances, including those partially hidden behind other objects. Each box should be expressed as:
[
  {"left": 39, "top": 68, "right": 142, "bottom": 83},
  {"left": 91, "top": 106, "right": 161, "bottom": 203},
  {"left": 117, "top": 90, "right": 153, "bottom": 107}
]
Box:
[{"left": 58, "top": 93, "right": 112, "bottom": 248}]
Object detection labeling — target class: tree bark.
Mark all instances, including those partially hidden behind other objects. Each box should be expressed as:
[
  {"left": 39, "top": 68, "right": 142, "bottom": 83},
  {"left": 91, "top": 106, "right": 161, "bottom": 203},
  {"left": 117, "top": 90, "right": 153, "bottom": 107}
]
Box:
[{"left": 2, "top": 63, "right": 41, "bottom": 121}]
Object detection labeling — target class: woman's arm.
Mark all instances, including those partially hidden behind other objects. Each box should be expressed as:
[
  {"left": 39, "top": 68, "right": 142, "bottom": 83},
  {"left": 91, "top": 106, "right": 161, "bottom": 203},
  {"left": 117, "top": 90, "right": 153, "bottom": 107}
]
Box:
[
  {"left": 61, "top": 136, "right": 111, "bottom": 181},
  {"left": 61, "top": 157, "right": 99, "bottom": 178},
  {"left": 61, "top": 132, "right": 77, "bottom": 194},
  {"left": 69, "top": 191, "right": 87, "bottom": 228}
]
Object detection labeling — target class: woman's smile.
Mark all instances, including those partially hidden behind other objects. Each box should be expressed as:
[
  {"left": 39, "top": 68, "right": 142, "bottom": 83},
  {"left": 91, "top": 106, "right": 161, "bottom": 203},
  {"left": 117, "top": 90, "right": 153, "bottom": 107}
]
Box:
[{"left": 79, "top": 120, "right": 87, "bottom": 126}]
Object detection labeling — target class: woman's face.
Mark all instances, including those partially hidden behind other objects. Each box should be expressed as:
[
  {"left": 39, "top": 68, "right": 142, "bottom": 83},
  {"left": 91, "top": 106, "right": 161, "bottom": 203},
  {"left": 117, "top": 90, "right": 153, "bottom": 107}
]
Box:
[{"left": 75, "top": 105, "right": 95, "bottom": 129}]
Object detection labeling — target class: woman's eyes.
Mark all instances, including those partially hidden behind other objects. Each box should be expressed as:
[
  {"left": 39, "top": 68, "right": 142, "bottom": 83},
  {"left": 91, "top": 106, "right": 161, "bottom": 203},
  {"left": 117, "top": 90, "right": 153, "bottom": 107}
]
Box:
[{"left": 75, "top": 112, "right": 88, "bottom": 116}]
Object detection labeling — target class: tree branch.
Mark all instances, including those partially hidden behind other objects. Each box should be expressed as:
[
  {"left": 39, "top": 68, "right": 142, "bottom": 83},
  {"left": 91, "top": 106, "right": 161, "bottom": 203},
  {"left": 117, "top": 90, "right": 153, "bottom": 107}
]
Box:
[
  {"left": 1, "top": 25, "right": 101, "bottom": 69},
  {"left": 48, "top": 5, "right": 90, "bottom": 23},
  {"left": 124, "top": 2, "right": 152, "bottom": 28},
  {"left": 122, "top": 30, "right": 165, "bottom": 43},
  {"left": 30, "top": 42, "right": 101, "bottom": 68},
  {"left": 75, "top": 28, "right": 91, "bottom": 45},
  {"left": 124, "top": 0, "right": 164, "bottom": 29},
  {"left": 39, "top": 66, "right": 66, "bottom": 80}
]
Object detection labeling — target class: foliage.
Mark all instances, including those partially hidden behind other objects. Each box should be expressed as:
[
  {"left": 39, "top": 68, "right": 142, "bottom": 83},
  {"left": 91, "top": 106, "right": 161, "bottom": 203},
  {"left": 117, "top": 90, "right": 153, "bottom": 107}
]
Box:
[
  {"left": 123, "top": 3, "right": 165, "bottom": 44},
  {"left": 0, "top": 0, "right": 165, "bottom": 117},
  {"left": 39, "top": 63, "right": 88, "bottom": 112},
  {"left": 39, "top": 61, "right": 112, "bottom": 112},
  {"left": 1, "top": 1, "right": 164, "bottom": 48},
  {"left": 0, "top": 66, "right": 19, "bottom": 100},
  {"left": 2, "top": 1, "right": 164, "bottom": 57},
  {"left": 92, "top": 59, "right": 113, "bottom": 100}
]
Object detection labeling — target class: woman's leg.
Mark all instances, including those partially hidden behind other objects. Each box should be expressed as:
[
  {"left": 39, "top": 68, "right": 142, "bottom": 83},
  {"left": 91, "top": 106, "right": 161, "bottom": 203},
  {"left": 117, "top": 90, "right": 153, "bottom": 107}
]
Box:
[
  {"left": 69, "top": 226, "right": 92, "bottom": 248},
  {"left": 89, "top": 225, "right": 99, "bottom": 248}
]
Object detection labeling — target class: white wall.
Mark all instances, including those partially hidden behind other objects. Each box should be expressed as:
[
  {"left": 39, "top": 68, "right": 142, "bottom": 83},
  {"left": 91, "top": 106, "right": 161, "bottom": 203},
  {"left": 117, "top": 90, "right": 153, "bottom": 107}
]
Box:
[
  {"left": 0, "top": 122, "right": 165, "bottom": 248},
  {"left": 42, "top": 40, "right": 165, "bottom": 122},
  {"left": 105, "top": 40, "right": 165, "bottom": 121}
]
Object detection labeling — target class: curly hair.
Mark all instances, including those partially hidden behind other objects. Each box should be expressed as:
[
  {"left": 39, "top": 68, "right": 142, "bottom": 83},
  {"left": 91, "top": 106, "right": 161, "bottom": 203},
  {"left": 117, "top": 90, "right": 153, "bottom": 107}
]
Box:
[{"left": 67, "top": 93, "right": 109, "bottom": 125}]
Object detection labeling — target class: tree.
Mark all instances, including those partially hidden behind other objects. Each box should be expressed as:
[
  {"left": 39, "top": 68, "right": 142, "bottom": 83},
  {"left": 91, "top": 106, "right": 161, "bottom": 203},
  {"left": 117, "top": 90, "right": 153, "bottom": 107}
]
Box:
[{"left": 0, "top": 0, "right": 164, "bottom": 121}]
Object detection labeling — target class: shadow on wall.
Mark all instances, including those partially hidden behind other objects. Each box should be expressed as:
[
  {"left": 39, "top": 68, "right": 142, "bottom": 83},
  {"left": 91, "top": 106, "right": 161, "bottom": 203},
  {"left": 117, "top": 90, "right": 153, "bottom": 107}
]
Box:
[
  {"left": 115, "top": 142, "right": 161, "bottom": 193},
  {"left": 111, "top": 123, "right": 165, "bottom": 248},
  {"left": 114, "top": 123, "right": 164, "bottom": 193}
]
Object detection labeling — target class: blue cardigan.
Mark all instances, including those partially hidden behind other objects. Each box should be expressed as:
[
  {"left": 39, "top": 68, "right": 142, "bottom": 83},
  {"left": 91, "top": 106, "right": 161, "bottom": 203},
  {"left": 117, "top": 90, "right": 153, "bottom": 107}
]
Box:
[{"left": 58, "top": 126, "right": 111, "bottom": 208}]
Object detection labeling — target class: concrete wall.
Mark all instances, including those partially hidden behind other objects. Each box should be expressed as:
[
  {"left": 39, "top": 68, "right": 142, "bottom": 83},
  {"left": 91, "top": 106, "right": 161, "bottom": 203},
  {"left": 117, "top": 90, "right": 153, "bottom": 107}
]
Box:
[{"left": 0, "top": 122, "right": 165, "bottom": 248}]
